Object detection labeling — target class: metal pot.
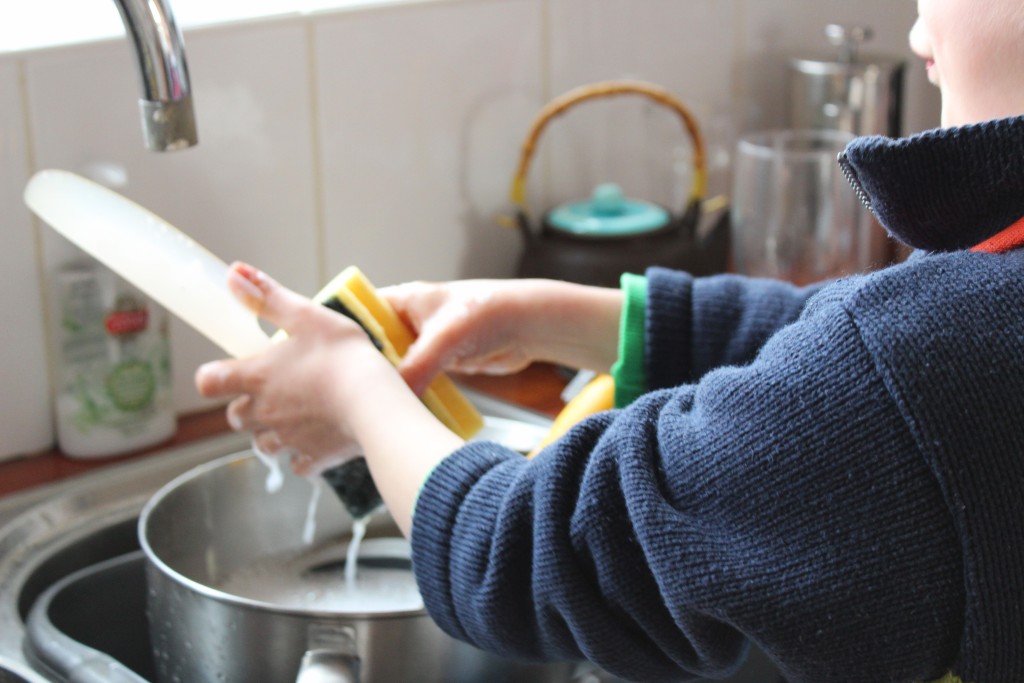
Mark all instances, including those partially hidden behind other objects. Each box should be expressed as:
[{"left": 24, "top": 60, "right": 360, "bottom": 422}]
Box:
[
  {"left": 506, "top": 81, "right": 728, "bottom": 288},
  {"left": 138, "top": 453, "right": 579, "bottom": 683}
]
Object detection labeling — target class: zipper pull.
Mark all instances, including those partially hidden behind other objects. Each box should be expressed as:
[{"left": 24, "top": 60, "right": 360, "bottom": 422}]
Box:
[{"left": 837, "top": 151, "right": 873, "bottom": 212}]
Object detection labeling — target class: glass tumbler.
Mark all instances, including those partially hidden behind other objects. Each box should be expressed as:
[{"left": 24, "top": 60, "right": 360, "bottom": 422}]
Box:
[{"left": 730, "top": 129, "right": 867, "bottom": 284}]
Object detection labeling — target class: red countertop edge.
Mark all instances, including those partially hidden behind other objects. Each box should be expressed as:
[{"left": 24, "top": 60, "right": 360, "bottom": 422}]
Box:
[{"left": 0, "top": 363, "right": 570, "bottom": 499}]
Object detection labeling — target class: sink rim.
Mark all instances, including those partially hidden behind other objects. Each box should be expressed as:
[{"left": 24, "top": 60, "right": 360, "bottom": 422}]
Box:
[{"left": 0, "top": 431, "right": 249, "bottom": 677}]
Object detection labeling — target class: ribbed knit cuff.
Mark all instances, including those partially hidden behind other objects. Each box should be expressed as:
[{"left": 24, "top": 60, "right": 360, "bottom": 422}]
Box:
[
  {"left": 411, "top": 442, "right": 522, "bottom": 642},
  {"left": 611, "top": 272, "right": 647, "bottom": 408}
]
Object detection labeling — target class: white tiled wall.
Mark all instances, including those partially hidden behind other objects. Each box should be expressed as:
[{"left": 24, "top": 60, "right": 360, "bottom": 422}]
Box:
[
  {"left": 0, "top": 0, "right": 940, "bottom": 460},
  {"left": 0, "top": 60, "right": 53, "bottom": 458},
  {"left": 315, "top": 0, "right": 544, "bottom": 285}
]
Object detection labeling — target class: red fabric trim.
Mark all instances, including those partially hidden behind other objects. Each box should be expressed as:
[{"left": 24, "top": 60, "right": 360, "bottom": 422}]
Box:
[{"left": 971, "top": 215, "right": 1024, "bottom": 254}]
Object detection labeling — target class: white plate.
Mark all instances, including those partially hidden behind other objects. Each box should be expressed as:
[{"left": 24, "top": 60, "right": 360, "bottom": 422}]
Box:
[{"left": 25, "top": 169, "right": 270, "bottom": 359}]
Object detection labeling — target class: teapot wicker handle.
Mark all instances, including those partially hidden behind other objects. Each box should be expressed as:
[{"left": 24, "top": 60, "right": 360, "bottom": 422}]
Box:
[{"left": 509, "top": 80, "right": 707, "bottom": 216}]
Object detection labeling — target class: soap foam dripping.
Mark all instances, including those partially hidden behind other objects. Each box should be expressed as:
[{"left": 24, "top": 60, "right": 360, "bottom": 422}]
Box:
[
  {"left": 250, "top": 440, "right": 284, "bottom": 493},
  {"left": 302, "top": 477, "right": 322, "bottom": 545},
  {"left": 346, "top": 516, "right": 369, "bottom": 585},
  {"left": 250, "top": 440, "right": 372, "bottom": 554}
]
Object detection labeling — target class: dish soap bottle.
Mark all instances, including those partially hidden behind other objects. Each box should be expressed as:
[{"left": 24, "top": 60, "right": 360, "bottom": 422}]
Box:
[{"left": 51, "top": 259, "right": 176, "bottom": 458}]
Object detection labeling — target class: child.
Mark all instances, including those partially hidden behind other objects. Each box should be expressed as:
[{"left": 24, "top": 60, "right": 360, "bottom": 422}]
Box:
[{"left": 196, "top": 1, "right": 1024, "bottom": 681}]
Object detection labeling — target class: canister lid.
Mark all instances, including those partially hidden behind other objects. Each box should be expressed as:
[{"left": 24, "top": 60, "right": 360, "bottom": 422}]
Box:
[{"left": 546, "top": 183, "right": 670, "bottom": 237}]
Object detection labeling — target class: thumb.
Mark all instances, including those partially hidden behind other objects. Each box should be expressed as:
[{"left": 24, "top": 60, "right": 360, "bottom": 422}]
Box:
[
  {"left": 226, "top": 262, "right": 309, "bottom": 334},
  {"left": 399, "top": 310, "right": 473, "bottom": 395},
  {"left": 399, "top": 334, "right": 450, "bottom": 396}
]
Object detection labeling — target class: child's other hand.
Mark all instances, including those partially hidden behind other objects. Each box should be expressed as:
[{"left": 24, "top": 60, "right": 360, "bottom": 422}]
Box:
[
  {"left": 380, "top": 280, "right": 538, "bottom": 395},
  {"left": 382, "top": 278, "right": 625, "bottom": 394},
  {"left": 195, "top": 262, "right": 397, "bottom": 477}
]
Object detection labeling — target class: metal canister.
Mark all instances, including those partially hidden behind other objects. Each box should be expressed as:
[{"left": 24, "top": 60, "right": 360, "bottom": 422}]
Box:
[
  {"left": 788, "top": 25, "right": 906, "bottom": 137},
  {"left": 787, "top": 24, "right": 908, "bottom": 269}
]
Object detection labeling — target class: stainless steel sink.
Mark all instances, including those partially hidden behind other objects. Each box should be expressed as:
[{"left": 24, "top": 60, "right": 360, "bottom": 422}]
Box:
[
  {"left": 0, "top": 660, "right": 36, "bottom": 682},
  {"left": 0, "top": 392, "right": 781, "bottom": 683},
  {"left": 0, "top": 431, "right": 250, "bottom": 682}
]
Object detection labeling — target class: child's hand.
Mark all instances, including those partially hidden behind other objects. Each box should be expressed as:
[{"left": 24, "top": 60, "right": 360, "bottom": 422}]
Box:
[
  {"left": 195, "top": 262, "right": 397, "bottom": 476},
  {"left": 380, "top": 280, "right": 538, "bottom": 395},
  {"left": 382, "top": 278, "right": 625, "bottom": 393}
]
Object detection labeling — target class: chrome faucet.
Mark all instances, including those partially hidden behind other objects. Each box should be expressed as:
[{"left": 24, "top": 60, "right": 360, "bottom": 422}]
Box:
[{"left": 112, "top": 0, "right": 197, "bottom": 151}]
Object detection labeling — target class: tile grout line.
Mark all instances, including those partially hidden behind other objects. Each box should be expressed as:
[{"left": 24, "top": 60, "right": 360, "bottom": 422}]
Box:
[
  {"left": 17, "top": 56, "right": 60, "bottom": 415},
  {"left": 538, "top": 0, "right": 552, "bottom": 216},
  {"left": 305, "top": 17, "right": 329, "bottom": 287},
  {"left": 733, "top": 0, "right": 747, "bottom": 131}
]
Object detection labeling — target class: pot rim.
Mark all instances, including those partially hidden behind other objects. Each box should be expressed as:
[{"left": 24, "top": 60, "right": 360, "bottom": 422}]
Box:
[{"left": 138, "top": 452, "right": 430, "bottom": 620}]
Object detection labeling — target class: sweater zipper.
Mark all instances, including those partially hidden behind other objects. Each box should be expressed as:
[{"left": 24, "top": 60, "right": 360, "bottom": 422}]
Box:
[{"left": 837, "top": 152, "right": 873, "bottom": 212}]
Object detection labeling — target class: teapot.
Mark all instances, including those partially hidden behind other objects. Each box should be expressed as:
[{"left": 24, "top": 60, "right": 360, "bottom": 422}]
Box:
[{"left": 506, "top": 80, "right": 728, "bottom": 288}]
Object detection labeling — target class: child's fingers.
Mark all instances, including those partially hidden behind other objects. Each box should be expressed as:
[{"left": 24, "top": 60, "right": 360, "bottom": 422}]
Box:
[
  {"left": 226, "top": 262, "right": 312, "bottom": 335},
  {"left": 252, "top": 429, "right": 286, "bottom": 455},
  {"left": 399, "top": 314, "right": 469, "bottom": 395},
  {"left": 195, "top": 359, "right": 251, "bottom": 398},
  {"left": 396, "top": 345, "right": 440, "bottom": 396},
  {"left": 378, "top": 281, "right": 435, "bottom": 334},
  {"left": 225, "top": 394, "right": 256, "bottom": 431}
]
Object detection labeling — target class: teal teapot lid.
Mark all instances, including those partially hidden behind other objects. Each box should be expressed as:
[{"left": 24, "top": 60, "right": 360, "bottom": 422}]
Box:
[{"left": 546, "top": 183, "right": 671, "bottom": 237}]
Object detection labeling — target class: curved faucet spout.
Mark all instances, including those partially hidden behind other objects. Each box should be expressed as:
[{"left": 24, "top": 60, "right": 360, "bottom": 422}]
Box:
[{"left": 112, "top": 0, "right": 197, "bottom": 151}]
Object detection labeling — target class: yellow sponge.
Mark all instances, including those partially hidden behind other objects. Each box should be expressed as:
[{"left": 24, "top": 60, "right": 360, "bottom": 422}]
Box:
[{"left": 310, "top": 267, "right": 484, "bottom": 441}]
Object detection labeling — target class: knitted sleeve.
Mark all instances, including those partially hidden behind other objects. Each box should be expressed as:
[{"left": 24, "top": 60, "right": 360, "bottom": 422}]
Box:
[
  {"left": 645, "top": 267, "right": 827, "bottom": 388},
  {"left": 411, "top": 284, "right": 961, "bottom": 683}
]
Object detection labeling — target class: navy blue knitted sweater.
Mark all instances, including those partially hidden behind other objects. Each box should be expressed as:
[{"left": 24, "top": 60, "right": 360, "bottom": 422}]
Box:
[{"left": 411, "top": 116, "right": 1024, "bottom": 683}]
